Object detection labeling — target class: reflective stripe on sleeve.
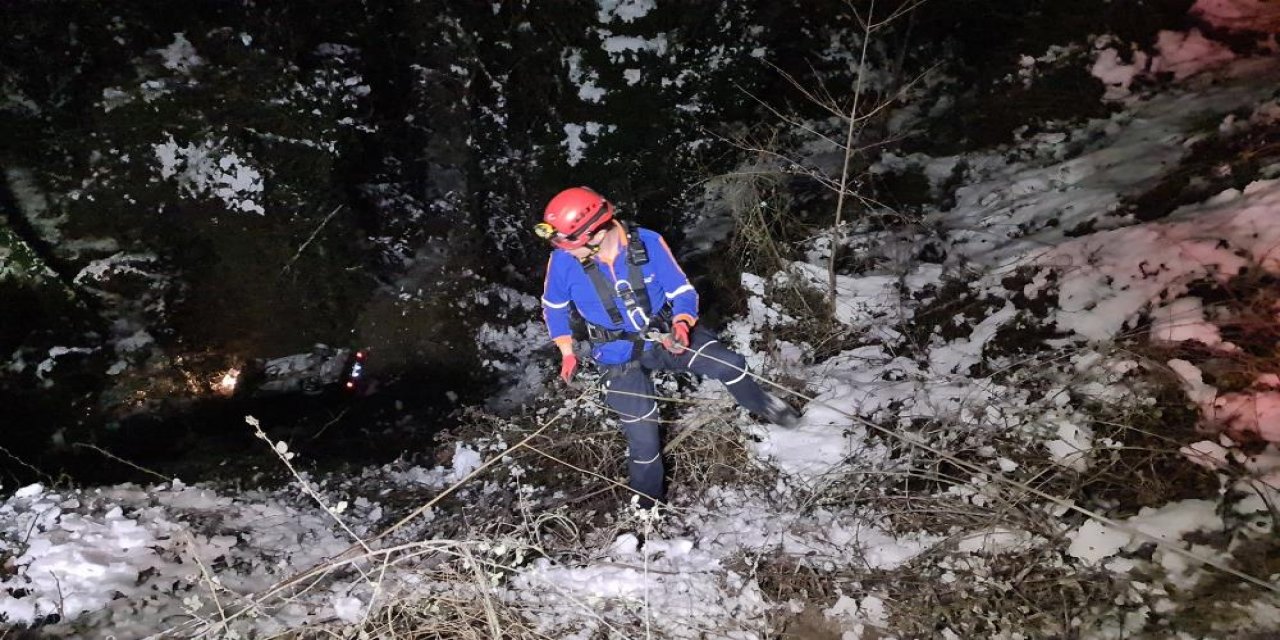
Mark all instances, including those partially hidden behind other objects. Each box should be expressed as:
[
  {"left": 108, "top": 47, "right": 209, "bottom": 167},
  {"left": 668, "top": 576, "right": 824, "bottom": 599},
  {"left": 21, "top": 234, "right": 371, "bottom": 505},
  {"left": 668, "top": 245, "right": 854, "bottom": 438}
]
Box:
[
  {"left": 541, "top": 297, "right": 571, "bottom": 309},
  {"left": 665, "top": 283, "right": 695, "bottom": 299}
]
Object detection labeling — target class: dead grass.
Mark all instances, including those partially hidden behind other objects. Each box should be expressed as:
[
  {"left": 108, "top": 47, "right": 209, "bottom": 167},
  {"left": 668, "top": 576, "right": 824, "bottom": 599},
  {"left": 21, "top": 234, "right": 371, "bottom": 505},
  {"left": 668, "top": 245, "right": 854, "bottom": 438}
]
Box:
[
  {"left": 353, "top": 569, "right": 547, "bottom": 640},
  {"left": 1077, "top": 397, "right": 1220, "bottom": 511},
  {"left": 1152, "top": 271, "right": 1280, "bottom": 385},
  {"left": 443, "top": 386, "right": 775, "bottom": 516},
  {"left": 900, "top": 278, "right": 1003, "bottom": 346},
  {"left": 743, "top": 551, "right": 847, "bottom": 605},
  {"left": 761, "top": 284, "right": 872, "bottom": 366},
  {"left": 666, "top": 415, "right": 771, "bottom": 494},
  {"left": 774, "top": 605, "right": 847, "bottom": 640},
  {"left": 716, "top": 165, "right": 810, "bottom": 278},
  {"left": 728, "top": 550, "right": 855, "bottom": 640},
  {"left": 880, "top": 547, "right": 1126, "bottom": 639}
]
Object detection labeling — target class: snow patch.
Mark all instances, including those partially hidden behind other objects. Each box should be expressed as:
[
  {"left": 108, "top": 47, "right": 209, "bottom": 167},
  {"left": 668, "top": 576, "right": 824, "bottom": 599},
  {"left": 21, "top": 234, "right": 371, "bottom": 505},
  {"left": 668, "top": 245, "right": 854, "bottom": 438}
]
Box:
[
  {"left": 562, "top": 122, "right": 617, "bottom": 166},
  {"left": 449, "top": 443, "right": 483, "bottom": 481},
  {"left": 598, "top": 31, "right": 668, "bottom": 61},
  {"left": 153, "top": 134, "right": 265, "bottom": 214},
  {"left": 156, "top": 33, "right": 203, "bottom": 74},
  {"left": 1192, "top": 0, "right": 1280, "bottom": 32},
  {"left": 564, "top": 49, "right": 605, "bottom": 103},
  {"left": 1043, "top": 180, "right": 1280, "bottom": 340},
  {"left": 1068, "top": 499, "right": 1223, "bottom": 589},
  {"left": 1149, "top": 297, "right": 1232, "bottom": 350},
  {"left": 596, "top": 0, "right": 655, "bottom": 24},
  {"left": 1091, "top": 30, "right": 1236, "bottom": 100}
]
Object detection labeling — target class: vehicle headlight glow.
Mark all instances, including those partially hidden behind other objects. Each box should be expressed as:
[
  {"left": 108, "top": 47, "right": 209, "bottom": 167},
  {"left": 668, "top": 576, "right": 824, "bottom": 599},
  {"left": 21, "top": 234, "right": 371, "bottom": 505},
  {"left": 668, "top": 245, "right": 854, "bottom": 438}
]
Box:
[{"left": 215, "top": 368, "right": 240, "bottom": 396}]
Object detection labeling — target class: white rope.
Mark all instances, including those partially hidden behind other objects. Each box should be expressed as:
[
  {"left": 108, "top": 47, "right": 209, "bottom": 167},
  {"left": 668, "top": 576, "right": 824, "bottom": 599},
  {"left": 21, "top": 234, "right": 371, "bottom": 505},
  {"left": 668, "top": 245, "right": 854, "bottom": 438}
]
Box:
[
  {"left": 595, "top": 388, "right": 705, "bottom": 405},
  {"left": 688, "top": 339, "right": 718, "bottom": 366}
]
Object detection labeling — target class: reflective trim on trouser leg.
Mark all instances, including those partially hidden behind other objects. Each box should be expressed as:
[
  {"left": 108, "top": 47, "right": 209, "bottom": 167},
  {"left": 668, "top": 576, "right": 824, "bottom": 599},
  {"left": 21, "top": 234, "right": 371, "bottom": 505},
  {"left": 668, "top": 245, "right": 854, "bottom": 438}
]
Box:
[
  {"left": 688, "top": 339, "right": 719, "bottom": 366},
  {"left": 623, "top": 422, "right": 664, "bottom": 503},
  {"left": 602, "top": 362, "right": 665, "bottom": 503},
  {"left": 677, "top": 337, "right": 771, "bottom": 415},
  {"left": 619, "top": 403, "right": 658, "bottom": 423}
]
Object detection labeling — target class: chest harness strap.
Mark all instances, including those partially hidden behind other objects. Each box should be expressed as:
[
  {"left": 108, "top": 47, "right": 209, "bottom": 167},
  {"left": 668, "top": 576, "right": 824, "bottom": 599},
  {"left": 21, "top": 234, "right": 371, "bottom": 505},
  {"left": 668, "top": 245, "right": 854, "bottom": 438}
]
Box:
[{"left": 580, "top": 225, "right": 664, "bottom": 356}]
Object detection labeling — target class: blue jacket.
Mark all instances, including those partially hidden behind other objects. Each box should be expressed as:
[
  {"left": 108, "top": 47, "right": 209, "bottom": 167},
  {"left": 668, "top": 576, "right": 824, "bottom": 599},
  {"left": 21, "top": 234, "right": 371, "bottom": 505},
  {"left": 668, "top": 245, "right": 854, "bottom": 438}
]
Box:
[{"left": 541, "top": 225, "right": 698, "bottom": 365}]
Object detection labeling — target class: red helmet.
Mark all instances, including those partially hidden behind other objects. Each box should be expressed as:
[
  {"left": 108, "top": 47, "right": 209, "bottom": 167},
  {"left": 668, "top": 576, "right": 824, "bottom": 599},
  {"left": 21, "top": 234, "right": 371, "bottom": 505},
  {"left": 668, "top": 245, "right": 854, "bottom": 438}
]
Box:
[{"left": 537, "top": 186, "right": 614, "bottom": 250}]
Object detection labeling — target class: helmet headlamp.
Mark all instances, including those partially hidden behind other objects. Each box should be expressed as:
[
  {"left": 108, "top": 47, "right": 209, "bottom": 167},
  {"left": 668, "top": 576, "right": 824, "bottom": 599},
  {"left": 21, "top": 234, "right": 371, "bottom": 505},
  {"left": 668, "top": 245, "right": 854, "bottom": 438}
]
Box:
[{"left": 534, "top": 222, "right": 557, "bottom": 240}]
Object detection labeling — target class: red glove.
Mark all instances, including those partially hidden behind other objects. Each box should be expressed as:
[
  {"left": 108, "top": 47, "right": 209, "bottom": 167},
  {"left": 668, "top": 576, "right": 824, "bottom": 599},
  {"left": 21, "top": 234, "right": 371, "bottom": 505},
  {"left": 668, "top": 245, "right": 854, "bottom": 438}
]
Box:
[
  {"left": 669, "top": 319, "right": 692, "bottom": 353},
  {"left": 559, "top": 353, "right": 578, "bottom": 383}
]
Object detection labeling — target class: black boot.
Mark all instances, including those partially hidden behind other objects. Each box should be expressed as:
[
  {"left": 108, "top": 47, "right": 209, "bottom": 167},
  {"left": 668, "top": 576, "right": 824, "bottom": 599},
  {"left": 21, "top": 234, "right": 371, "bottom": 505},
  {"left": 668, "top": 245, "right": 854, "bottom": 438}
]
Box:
[{"left": 761, "top": 394, "right": 801, "bottom": 427}]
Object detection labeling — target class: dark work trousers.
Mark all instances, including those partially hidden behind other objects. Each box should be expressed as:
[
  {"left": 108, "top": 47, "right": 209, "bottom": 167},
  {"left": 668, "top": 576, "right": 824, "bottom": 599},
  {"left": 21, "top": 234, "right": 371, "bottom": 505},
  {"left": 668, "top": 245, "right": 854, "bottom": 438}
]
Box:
[{"left": 599, "top": 327, "right": 773, "bottom": 507}]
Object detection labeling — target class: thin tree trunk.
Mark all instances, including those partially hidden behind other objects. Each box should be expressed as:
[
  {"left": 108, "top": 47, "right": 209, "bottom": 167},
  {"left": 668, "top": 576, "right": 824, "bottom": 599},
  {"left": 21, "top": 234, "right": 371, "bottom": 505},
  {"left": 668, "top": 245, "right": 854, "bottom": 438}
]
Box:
[{"left": 829, "top": 0, "right": 875, "bottom": 316}]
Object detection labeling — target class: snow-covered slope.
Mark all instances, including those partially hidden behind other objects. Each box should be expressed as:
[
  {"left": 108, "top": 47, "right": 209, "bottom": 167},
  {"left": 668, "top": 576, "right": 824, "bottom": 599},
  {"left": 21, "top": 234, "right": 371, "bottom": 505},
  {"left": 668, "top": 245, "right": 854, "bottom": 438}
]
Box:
[{"left": 6, "top": 19, "right": 1280, "bottom": 640}]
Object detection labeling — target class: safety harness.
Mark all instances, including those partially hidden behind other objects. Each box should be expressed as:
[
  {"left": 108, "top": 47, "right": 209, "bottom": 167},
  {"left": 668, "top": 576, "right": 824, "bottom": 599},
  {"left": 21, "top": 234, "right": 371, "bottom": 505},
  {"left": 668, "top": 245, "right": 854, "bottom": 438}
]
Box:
[{"left": 578, "top": 224, "right": 667, "bottom": 359}]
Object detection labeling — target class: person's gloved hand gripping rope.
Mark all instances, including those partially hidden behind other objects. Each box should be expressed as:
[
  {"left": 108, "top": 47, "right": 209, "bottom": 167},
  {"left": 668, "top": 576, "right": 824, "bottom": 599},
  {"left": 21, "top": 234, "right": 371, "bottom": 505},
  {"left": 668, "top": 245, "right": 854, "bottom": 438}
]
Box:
[{"left": 663, "top": 317, "right": 692, "bottom": 353}]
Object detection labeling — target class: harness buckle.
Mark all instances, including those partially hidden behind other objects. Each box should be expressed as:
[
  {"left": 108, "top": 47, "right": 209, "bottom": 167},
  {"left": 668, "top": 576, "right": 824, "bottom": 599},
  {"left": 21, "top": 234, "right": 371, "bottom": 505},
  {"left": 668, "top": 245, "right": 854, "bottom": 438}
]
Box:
[
  {"left": 614, "top": 279, "right": 650, "bottom": 330},
  {"left": 586, "top": 324, "right": 626, "bottom": 342}
]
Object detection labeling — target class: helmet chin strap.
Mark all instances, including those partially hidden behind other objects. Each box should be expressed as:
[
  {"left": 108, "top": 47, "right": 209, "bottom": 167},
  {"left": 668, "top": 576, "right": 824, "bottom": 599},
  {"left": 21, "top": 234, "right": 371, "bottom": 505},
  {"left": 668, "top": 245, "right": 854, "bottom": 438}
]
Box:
[
  {"left": 565, "top": 226, "right": 611, "bottom": 261},
  {"left": 568, "top": 237, "right": 603, "bottom": 262}
]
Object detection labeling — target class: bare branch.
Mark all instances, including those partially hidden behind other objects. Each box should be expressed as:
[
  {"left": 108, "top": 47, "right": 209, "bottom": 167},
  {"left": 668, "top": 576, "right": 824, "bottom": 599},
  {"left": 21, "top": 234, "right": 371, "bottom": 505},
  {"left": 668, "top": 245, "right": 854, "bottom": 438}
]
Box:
[
  {"left": 282, "top": 204, "right": 344, "bottom": 275},
  {"left": 733, "top": 81, "right": 846, "bottom": 148},
  {"left": 829, "top": 0, "right": 878, "bottom": 309}
]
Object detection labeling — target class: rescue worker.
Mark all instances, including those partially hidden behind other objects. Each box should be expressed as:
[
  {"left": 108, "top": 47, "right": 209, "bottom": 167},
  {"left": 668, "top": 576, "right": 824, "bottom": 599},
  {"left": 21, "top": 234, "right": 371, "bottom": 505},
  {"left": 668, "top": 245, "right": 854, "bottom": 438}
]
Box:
[{"left": 537, "top": 186, "right": 801, "bottom": 509}]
